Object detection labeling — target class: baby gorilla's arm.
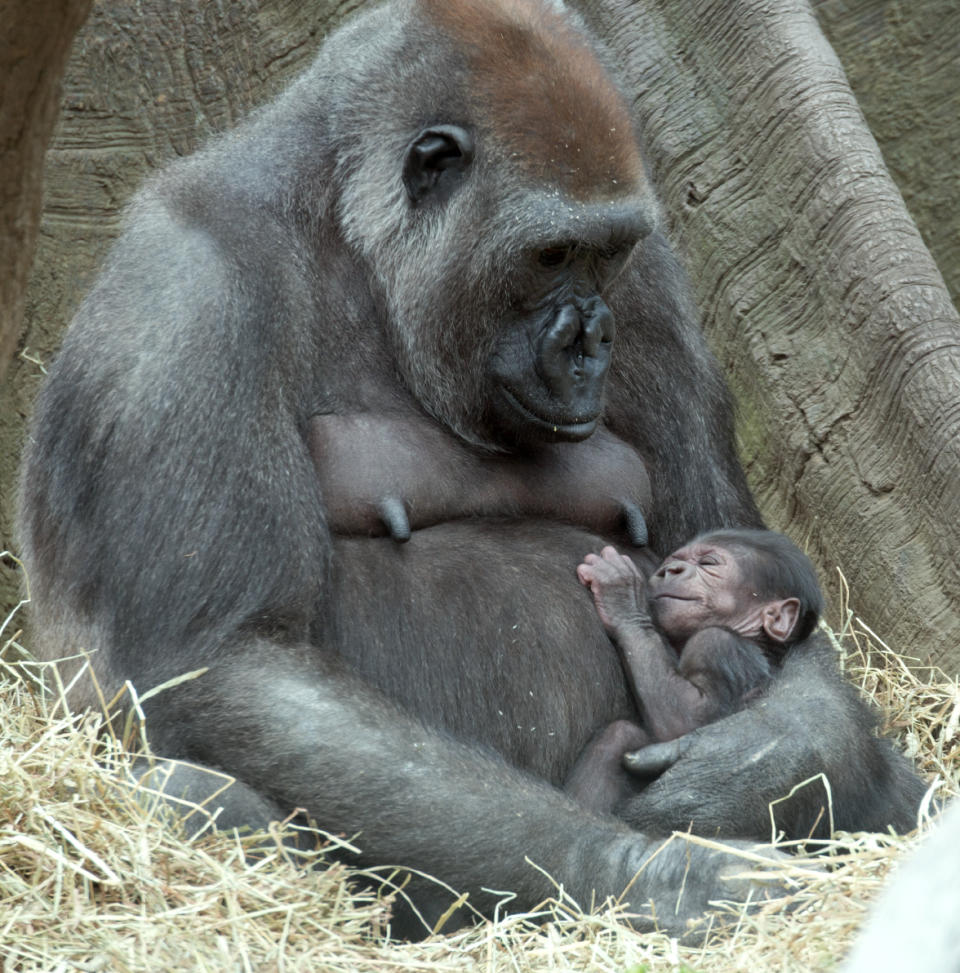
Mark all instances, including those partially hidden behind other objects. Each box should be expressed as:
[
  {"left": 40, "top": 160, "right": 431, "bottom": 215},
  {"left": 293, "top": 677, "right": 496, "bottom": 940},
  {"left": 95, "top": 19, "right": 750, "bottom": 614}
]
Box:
[
  {"left": 678, "top": 629, "right": 773, "bottom": 714},
  {"left": 578, "top": 547, "right": 767, "bottom": 741}
]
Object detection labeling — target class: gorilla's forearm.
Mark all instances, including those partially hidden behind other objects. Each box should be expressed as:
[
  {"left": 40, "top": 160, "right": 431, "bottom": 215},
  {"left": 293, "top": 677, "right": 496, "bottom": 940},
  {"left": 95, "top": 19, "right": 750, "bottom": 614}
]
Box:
[
  {"left": 150, "top": 646, "right": 771, "bottom": 935},
  {"left": 619, "top": 635, "right": 925, "bottom": 839}
]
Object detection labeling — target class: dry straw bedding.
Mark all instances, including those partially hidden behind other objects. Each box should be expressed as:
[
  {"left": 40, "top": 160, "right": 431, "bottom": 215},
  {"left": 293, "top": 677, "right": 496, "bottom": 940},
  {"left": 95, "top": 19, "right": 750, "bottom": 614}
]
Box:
[{"left": 1, "top": 566, "right": 957, "bottom": 972}]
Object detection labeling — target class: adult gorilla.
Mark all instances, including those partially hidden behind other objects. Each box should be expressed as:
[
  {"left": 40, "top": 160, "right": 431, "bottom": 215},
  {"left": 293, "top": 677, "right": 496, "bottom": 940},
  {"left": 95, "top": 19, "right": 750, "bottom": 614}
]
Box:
[{"left": 19, "top": 0, "right": 921, "bottom": 937}]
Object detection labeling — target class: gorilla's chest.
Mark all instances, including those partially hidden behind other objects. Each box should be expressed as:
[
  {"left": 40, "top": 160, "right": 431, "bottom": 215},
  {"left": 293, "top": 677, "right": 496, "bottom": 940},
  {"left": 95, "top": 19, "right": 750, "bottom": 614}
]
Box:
[{"left": 308, "top": 412, "right": 652, "bottom": 547}]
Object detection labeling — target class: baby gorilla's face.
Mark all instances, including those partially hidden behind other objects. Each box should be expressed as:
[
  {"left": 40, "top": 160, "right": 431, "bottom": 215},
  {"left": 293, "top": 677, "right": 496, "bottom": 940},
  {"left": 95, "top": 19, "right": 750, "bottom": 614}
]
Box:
[{"left": 648, "top": 541, "right": 757, "bottom": 643}]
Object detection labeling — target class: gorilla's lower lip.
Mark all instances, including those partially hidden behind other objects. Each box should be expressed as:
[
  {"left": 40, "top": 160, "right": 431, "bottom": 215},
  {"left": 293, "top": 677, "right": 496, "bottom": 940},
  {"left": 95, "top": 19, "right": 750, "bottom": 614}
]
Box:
[{"left": 499, "top": 387, "right": 599, "bottom": 438}]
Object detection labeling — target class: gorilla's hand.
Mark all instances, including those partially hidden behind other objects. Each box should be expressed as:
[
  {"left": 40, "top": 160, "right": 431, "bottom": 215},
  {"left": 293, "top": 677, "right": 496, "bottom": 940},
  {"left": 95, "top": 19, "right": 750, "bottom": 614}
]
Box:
[
  {"left": 616, "top": 637, "right": 866, "bottom": 841},
  {"left": 617, "top": 832, "right": 792, "bottom": 939},
  {"left": 617, "top": 632, "right": 925, "bottom": 842},
  {"left": 615, "top": 700, "right": 818, "bottom": 841},
  {"left": 576, "top": 545, "right": 649, "bottom": 636}
]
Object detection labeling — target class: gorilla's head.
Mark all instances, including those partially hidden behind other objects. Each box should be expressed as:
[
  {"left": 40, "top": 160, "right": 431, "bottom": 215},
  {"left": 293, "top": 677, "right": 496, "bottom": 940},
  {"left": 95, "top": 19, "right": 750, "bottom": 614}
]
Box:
[{"left": 337, "top": 0, "right": 657, "bottom": 448}]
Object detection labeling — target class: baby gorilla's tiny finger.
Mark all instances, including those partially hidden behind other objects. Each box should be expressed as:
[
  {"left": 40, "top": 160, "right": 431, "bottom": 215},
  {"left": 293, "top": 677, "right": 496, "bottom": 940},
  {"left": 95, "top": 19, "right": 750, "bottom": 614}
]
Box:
[
  {"left": 590, "top": 560, "right": 621, "bottom": 583},
  {"left": 599, "top": 546, "right": 639, "bottom": 578}
]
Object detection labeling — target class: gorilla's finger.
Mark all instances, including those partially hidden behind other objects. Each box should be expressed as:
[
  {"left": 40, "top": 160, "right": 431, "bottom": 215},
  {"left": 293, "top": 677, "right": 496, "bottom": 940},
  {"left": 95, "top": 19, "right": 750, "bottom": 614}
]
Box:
[{"left": 624, "top": 736, "right": 691, "bottom": 778}]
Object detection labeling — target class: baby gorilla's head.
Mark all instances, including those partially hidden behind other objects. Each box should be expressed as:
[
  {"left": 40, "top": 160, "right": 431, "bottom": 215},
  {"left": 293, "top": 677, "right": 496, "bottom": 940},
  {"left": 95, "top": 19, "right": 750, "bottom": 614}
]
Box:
[{"left": 649, "top": 528, "right": 823, "bottom": 652}]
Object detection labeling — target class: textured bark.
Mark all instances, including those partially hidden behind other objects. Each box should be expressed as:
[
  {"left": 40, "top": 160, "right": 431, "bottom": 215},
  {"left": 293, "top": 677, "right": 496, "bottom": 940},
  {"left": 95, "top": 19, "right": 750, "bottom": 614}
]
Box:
[
  {"left": 813, "top": 0, "right": 960, "bottom": 312},
  {"left": 578, "top": 0, "right": 960, "bottom": 670},
  {"left": 3, "top": 0, "right": 960, "bottom": 670},
  {"left": 0, "top": 0, "right": 92, "bottom": 381}
]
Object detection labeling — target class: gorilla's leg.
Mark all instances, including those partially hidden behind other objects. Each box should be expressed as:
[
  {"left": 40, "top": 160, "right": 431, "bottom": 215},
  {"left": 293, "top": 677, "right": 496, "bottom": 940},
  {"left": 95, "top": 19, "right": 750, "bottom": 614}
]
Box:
[
  {"left": 131, "top": 758, "right": 295, "bottom": 840},
  {"left": 142, "top": 644, "right": 784, "bottom": 939}
]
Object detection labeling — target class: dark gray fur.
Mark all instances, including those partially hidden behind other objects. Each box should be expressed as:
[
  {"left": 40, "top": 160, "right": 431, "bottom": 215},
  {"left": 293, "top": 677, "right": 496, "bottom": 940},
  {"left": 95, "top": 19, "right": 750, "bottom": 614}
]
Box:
[{"left": 18, "top": 0, "right": 922, "bottom": 938}]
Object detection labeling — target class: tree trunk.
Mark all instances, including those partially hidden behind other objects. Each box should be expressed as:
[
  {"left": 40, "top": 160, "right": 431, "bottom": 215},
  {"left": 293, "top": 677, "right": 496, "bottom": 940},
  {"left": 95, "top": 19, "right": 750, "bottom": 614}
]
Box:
[
  {"left": 0, "top": 0, "right": 92, "bottom": 381},
  {"left": 813, "top": 0, "right": 960, "bottom": 313},
  {"left": 3, "top": 0, "right": 959, "bottom": 671},
  {"left": 579, "top": 0, "right": 960, "bottom": 670}
]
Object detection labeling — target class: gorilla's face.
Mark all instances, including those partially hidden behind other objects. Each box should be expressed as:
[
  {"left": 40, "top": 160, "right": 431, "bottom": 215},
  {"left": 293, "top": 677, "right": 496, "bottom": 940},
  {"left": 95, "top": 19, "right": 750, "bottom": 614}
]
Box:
[
  {"left": 375, "top": 121, "right": 653, "bottom": 450},
  {"left": 331, "top": 0, "right": 659, "bottom": 451},
  {"left": 340, "top": 0, "right": 657, "bottom": 452},
  {"left": 484, "top": 215, "right": 646, "bottom": 444}
]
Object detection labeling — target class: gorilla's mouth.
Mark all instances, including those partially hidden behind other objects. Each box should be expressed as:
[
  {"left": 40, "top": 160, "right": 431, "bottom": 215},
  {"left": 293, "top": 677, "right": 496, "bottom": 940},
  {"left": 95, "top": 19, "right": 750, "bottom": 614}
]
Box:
[{"left": 498, "top": 386, "right": 599, "bottom": 440}]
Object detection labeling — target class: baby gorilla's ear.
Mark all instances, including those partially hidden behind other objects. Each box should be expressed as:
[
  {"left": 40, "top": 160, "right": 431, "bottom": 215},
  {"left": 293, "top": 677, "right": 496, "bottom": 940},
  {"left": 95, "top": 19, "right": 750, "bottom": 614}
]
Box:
[{"left": 761, "top": 597, "right": 800, "bottom": 644}]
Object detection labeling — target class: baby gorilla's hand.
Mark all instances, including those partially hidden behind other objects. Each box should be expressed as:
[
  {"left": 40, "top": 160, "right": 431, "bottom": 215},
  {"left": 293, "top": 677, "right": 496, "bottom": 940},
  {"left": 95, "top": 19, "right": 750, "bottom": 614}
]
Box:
[{"left": 577, "top": 546, "right": 648, "bottom": 635}]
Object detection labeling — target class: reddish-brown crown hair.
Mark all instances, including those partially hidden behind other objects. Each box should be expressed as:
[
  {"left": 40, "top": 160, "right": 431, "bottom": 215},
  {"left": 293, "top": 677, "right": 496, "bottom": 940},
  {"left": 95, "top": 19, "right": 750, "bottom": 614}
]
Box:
[{"left": 422, "top": 0, "right": 644, "bottom": 200}]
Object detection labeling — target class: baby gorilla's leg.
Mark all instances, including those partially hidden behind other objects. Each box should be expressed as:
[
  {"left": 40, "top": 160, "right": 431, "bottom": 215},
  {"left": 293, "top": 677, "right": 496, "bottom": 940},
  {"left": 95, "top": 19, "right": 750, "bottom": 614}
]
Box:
[{"left": 564, "top": 719, "right": 652, "bottom": 815}]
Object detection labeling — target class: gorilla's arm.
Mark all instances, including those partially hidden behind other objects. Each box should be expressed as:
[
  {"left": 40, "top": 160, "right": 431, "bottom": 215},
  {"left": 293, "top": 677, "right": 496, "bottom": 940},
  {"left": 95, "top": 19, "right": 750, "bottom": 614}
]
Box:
[
  {"left": 599, "top": 238, "right": 922, "bottom": 836},
  {"left": 151, "top": 645, "right": 773, "bottom": 938},
  {"left": 618, "top": 634, "right": 925, "bottom": 840}
]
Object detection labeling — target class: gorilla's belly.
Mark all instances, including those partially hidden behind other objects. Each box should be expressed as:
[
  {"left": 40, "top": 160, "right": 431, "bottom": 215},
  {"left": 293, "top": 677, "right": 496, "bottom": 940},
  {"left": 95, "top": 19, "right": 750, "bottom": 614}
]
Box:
[{"left": 323, "top": 521, "right": 636, "bottom": 784}]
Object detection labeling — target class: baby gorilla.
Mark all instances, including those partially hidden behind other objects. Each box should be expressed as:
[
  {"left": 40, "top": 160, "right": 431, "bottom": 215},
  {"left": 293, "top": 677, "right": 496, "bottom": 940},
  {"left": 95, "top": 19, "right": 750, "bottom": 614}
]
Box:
[{"left": 565, "top": 528, "right": 824, "bottom": 815}]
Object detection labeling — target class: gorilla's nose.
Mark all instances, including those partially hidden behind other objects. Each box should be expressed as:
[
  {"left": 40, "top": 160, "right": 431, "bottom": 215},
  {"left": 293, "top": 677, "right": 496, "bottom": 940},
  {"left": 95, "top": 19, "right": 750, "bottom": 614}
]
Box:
[{"left": 540, "top": 300, "right": 614, "bottom": 400}]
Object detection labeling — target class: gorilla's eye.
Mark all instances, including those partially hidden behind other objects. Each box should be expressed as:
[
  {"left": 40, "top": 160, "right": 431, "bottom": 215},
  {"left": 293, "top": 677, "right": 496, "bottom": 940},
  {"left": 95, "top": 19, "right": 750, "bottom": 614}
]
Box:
[{"left": 538, "top": 247, "right": 571, "bottom": 268}]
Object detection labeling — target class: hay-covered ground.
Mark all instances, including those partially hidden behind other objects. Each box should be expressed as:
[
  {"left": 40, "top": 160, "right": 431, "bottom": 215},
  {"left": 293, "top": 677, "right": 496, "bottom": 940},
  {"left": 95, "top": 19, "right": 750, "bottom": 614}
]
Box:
[{"left": 1, "top": 566, "right": 957, "bottom": 972}]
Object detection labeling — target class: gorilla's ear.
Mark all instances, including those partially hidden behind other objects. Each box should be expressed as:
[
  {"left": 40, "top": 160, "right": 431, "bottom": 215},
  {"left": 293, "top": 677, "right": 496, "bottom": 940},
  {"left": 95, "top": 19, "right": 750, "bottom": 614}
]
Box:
[
  {"left": 761, "top": 597, "right": 801, "bottom": 644},
  {"left": 403, "top": 125, "right": 475, "bottom": 205}
]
